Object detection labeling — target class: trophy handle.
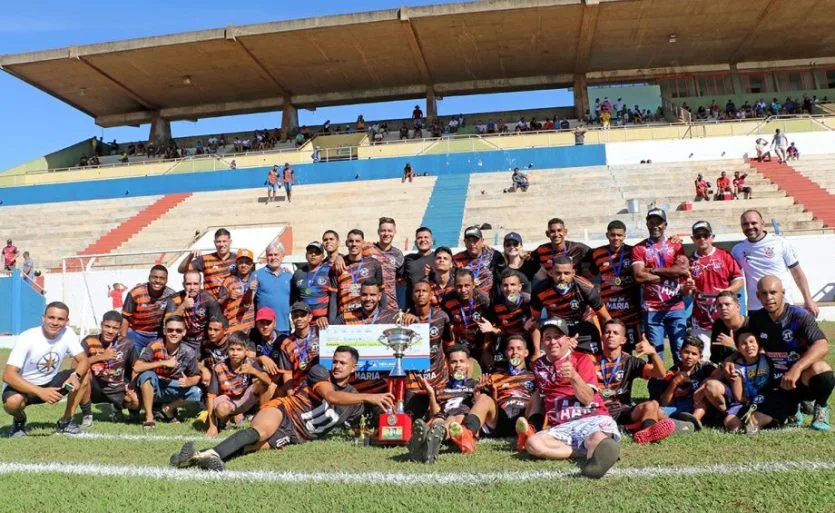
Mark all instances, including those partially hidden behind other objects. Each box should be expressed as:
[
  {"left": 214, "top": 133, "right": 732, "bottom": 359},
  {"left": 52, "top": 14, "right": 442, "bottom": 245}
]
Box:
[{"left": 378, "top": 333, "right": 390, "bottom": 347}]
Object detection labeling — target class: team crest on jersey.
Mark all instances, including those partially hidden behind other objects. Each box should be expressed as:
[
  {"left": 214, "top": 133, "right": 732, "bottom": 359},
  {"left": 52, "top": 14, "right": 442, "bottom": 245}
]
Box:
[
  {"left": 317, "top": 277, "right": 327, "bottom": 286},
  {"left": 37, "top": 351, "right": 60, "bottom": 374},
  {"left": 430, "top": 326, "right": 439, "bottom": 337},
  {"left": 360, "top": 268, "right": 370, "bottom": 278},
  {"left": 782, "top": 329, "right": 795, "bottom": 343},
  {"left": 570, "top": 299, "right": 580, "bottom": 310},
  {"left": 524, "top": 380, "right": 536, "bottom": 392},
  {"left": 197, "top": 308, "right": 206, "bottom": 316},
  {"left": 472, "top": 312, "right": 482, "bottom": 322},
  {"left": 764, "top": 247, "right": 775, "bottom": 259},
  {"left": 388, "top": 257, "right": 396, "bottom": 266}
]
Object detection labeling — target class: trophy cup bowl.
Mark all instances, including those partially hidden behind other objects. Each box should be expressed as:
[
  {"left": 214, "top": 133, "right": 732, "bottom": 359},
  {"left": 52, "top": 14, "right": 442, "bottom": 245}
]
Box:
[{"left": 375, "top": 326, "right": 422, "bottom": 445}]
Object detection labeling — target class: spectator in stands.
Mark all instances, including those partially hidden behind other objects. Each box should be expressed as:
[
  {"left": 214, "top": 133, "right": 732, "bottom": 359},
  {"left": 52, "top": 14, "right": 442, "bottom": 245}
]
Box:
[
  {"left": 694, "top": 174, "right": 711, "bottom": 202},
  {"left": 725, "top": 99, "right": 736, "bottom": 116},
  {"left": 265, "top": 166, "right": 279, "bottom": 204},
  {"left": 593, "top": 98, "right": 601, "bottom": 123},
  {"left": 516, "top": 118, "right": 528, "bottom": 132},
  {"left": 574, "top": 123, "right": 587, "bottom": 146},
  {"left": 78, "top": 155, "right": 88, "bottom": 167},
  {"left": 120, "top": 151, "right": 129, "bottom": 163},
  {"left": 448, "top": 117, "right": 459, "bottom": 133},
  {"left": 356, "top": 115, "right": 365, "bottom": 131},
  {"left": 715, "top": 172, "right": 733, "bottom": 201},
  {"left": 505, "top": 167, "right": 529, "bottom": 193},
  {"left": 770, "top": 98, "right": 782, "bottom": 115},
  {"left": 312, "top": 146, "right": 321, "bottom": 163},
  {"left": 543, "top": 118, "right": 554, "bottom": 130},
  {"left": 3, "top": 239, "right": 18, "bottom": 271},
  {"left": 601, "top": 109, "right": 612, "bottom": 129},
  {"left": 21, "top": 251, "right": 34, "bottom": 283},
  {"left": 400, "top": 124, "right": 409, "bottom": 139},
  {"left": 403, "top": 163, "right": 414, "bottom": 183},
  {"left": 787, "top": 142, "right": 800, "bottom": 161},
  {"left": 413, "top": 105, "right": 423, "bottom": 120},
  {"left": 294, "top": 132, "right": 305, "bottom": 147},
  {"left": 771, "top": 129, "right": 789, "bottom": 163},
  {"left": 560, "top": 118, "right": 570, "bottom": 130},
  {"left": 486, "top": 120, "right": 496, "bottom": 134},
  {"left": 733, "top": 172, "right": 752, "bottom": 199},
  {"left": 755, "top": 137, "right": 772, "bottom": 162}
]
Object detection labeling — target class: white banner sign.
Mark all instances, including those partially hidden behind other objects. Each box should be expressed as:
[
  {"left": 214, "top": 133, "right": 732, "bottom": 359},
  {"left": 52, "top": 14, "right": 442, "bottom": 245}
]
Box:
[{"left": 319, "top": 323, "right": 431, "bottom": 373}]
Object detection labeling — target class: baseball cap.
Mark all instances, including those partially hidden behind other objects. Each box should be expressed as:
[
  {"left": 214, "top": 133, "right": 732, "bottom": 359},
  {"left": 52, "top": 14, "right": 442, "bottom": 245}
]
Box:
[
  {"left": 290, "top": 301, "right": 311, "bottom": 314},
  {"left": 541, "top": 317, "right": 571, "bottom": 337},
  {"left": 691, "top": 220, "right": 713, "bottom": 235},
  {"left": 306, "top": 241, "right": 324, "bottom": 253},
  {"left": 255, "top": 307, "right": 276, "bottom": 322},
  {"left": 236, "top": 248, "right": 254, "bottom": 261},
  {"left": 464, "top": 226, "right": 483, "bottom": 240},
  {"left": 504, "top": 232, "right": 523, "bottom": 245},
  {"left": 646, "top": 208, "right": 667, "bottom": 222}
]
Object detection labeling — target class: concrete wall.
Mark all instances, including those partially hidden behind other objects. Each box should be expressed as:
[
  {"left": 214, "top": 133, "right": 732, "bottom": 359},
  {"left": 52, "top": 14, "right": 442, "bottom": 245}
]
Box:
[
  {"left": 0, "top": 270, "right": 45, "bottom": 335},
  {"left": 0, "top": 145, "right": 606, "bottom": 206}
]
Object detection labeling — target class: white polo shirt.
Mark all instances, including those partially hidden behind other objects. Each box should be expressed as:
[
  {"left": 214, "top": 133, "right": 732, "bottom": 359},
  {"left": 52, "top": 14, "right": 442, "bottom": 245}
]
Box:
[
  {"left": 4, "top": 325, "right": 83, "bottom": 387},
  {"left": 731, "top": 232, "right": 799, "bottom": 310}
]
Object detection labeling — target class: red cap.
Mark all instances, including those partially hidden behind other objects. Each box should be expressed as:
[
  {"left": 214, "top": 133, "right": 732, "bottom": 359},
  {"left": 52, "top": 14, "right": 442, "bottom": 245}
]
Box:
[{"left": 255, "top": 307, "right": 276, "bottom": 322}]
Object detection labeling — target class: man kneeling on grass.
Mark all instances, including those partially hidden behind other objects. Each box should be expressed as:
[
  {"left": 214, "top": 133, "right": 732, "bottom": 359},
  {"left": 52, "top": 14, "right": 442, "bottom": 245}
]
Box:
[
  {"left": 205, "top": 332, "right": 271, "bottom": 436},
  {"left": 519, "top": 317, "right": 621, "bottom": 479},
  {"left": 134, "top": 315, "right": 203, "bottom": 429},
  {"left": 170, "top": 346, "right": 394, "bottom": 471}
]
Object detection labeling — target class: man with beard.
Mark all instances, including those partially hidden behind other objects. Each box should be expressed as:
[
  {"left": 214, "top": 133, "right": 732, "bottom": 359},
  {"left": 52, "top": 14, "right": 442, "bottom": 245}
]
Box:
[{"left": 165, "top": 271, "right": 223, "bottom": 354}]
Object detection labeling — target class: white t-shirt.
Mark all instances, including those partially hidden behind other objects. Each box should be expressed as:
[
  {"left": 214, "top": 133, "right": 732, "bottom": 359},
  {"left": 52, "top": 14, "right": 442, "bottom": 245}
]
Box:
[
  {"left": 731, "top": 233, "right": 799, "bottom": 310},
  {"left": 4, "top": 326, "right": 83, "bottom": 387}
]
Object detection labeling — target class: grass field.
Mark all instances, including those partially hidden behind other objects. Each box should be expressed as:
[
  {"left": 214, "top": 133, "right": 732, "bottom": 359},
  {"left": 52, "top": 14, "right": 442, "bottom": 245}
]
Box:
[{"left": 1, "top": 323, "right": 834, "bottom": 513}]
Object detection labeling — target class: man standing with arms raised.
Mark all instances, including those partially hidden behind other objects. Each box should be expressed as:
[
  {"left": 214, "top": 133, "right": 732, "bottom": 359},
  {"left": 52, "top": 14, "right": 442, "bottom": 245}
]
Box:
[
  {"left": 731, "top": 209, "right": 818, "bottom": 317},
  {"left": 632, "top": 209, "right": 691, "bottom": 363},
  {"left": 179, "top": 228, "right": 236, "bottom": 300}
]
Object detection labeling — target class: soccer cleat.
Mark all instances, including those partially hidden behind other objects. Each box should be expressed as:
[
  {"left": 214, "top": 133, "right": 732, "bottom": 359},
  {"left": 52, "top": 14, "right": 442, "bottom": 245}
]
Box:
[
  {"left": 671, "top": 419, "right": 695, "bottom": 435},
  {"left": 55, "top": 419, "right": 82, "bottom": 435},
  {"left": 676, "top": 412, "right": 702, "bottom": 431},
  {"left": 447, "top": 422, "right": 476, "bottom": 454},
  {"left": 800, "top": 400, "right": 815, "bottom": 415},
  {"left": 193, "top": 449, "right": 225, "bottom": 471},
  {"left": 792, "top": 407, "right": 806, "bottom": 427},
  {"left": 9, "top": 414, "right": 27, "bottom": 438},
  {"left": 127, "top": 410, "right": 141, "bottom": 424},
  {"left": 82, "top": 414, "right": 94, "bottom": 428},
  {"left": 169, "top": 441, "right": 198, "bottom": 468},
  {"left": 424, "top": 423, "right": 446, "bottom": 465},
  {"left": 515, "top": 417, "right": 535, "bottom": 452},
  {"left": 632, "top": 419, "right": 676, "bottom": 445},
  {"left": 408, "top": 419, "right": 430, "bottom": 463},
  {"left": 811, "top": 405, "right": 831, "bottom": 431},
  {"left": 580, "top": 438, "right": 620, "bottom": 479}
]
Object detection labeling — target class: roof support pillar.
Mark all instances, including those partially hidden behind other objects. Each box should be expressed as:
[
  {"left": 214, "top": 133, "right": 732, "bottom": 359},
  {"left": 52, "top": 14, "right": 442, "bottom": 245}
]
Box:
[
  {"left": 280, "top": 100, "right": 298, "bottom": 142},
  {"left": 573, "top": 74, "right": 589, "bottom": 120},
  {"left": 149, "top": 113, "right": 171, "bottom": 147},
  {"left": 426, "top": 88, "right": 437, "bottom": 122}
]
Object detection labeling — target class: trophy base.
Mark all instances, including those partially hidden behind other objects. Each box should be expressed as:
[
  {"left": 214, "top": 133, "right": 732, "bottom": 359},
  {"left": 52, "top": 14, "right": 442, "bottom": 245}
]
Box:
[{"left": 375, "top": 412, "right": 412, "bottom": 445}]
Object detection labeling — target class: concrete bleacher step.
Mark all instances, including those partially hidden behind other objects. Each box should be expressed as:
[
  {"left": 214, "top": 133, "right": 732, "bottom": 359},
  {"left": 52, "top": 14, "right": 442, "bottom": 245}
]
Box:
[{"left": 749, "top": 160, "right": 835, "bottom": 228}]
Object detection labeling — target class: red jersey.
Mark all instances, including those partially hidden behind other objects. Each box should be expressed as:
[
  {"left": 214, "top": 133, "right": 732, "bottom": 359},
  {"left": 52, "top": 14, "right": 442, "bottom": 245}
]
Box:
[
  {"left": 716, "top": 176, "right": 731, "bottom": 191},
  {"left": 631, "top": 238, "right": 686, "bottom": 312},
  {"left": 109, "top": 288, "right": 125, "bottom": 309},
  {"left": 533, "top": 352, "right": 608, "bottom": 426},
  {"left": 688, "top": 247, "right": 742, "bottom": 330},
  {"left": 587, "top": 244, "right": 640, "bottom": 327},
  {"left": 363, "top": 243, "right": 404, "bottom": 312}
]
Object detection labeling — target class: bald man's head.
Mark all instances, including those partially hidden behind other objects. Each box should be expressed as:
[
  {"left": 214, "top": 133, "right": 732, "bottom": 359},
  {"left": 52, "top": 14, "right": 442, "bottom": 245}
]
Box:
[{"left": 756, "top": 275, "right": 785, "bottom": 314}]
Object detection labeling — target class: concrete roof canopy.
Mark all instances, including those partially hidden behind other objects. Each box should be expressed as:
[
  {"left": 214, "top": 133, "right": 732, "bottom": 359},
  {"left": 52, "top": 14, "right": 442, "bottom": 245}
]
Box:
[{"left": 2, "top": 0, "right": 834, "bottom": 128}]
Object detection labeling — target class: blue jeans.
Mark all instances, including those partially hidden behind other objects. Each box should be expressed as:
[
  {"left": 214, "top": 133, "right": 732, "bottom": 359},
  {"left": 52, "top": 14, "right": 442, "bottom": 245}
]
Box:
[
  {"left": 128, "top": 329, "right": 158, "bottom": 354},
  {"left": 137, "top": 371, "right": 202, "bottom": 405},
  {"left": 643, "top": 308, "right": 688, "bottom": 364},
  {"left": 661, "top": 398, "right": 694, "bottom": 418}
]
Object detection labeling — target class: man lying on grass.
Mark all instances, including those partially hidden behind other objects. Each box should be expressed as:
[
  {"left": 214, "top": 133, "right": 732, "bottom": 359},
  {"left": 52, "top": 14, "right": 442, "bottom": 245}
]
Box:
[{"left": 170, "top": 345, "right": 394, "bottom": 471}]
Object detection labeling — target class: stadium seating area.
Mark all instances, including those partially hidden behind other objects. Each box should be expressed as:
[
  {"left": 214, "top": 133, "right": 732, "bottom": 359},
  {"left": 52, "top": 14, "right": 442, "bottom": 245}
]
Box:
[
  {"left": 461, "top": 161, "right": 826, "bottom": 244},
  {"left": 791, "top": 154, "right": 835, "bottom": 194}
]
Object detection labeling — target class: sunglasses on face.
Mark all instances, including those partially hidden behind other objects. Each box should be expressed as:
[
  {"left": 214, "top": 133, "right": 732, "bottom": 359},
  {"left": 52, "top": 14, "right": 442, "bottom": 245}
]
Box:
[
  {"left": 504, "top": 241, "right": 520, "bottom": 247},
  {"left": 166, "top": 328, "right": 185, "bottom": 334},
  {"left": 692, "top": 233, "right": 711, "bottom": 240}
]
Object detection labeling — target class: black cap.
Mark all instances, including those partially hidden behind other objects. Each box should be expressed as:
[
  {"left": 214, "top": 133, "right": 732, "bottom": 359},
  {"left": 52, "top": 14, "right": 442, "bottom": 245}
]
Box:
[
  {"left": 646, "top": 208, "right": 667, "bottom": 222},
  {"left": 464, "top": 226, "right": 483, "bottom": 240},
  {"left": 691, "top": 220, "right": 713, "bottom": 235},
  {"left": 306, "top": 241, "right": 324, "bottom": 253},
  {"left": 290, "top": 301, "right": 311, "bottom": 314}
]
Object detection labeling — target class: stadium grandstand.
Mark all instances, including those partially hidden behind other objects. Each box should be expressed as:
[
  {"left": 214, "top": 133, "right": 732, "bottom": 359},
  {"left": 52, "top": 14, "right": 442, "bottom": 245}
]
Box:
[{"left": 1, "top": 0, "right": 835, "bottom": 508}]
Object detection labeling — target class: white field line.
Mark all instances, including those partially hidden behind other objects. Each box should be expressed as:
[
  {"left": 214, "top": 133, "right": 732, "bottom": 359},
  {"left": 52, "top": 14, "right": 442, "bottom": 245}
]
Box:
[{"left": 0, "top": 460, "right": 832, "bottom": 485}]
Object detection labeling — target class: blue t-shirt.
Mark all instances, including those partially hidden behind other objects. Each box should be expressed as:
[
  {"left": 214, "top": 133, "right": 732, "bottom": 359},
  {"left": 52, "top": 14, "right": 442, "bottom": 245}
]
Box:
[{"left": 254, "top": 266, "right": 292, "bottom": 333}]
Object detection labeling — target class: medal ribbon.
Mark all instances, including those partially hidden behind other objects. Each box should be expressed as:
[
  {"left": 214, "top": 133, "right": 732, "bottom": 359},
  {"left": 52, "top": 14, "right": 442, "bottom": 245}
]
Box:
[
  {"left": 607, "top": 246, "right": 625, "bottom": 279},
  {"left": 307, "top": 263, "right": 327, "bottom": 292},
  {"left": 460, "top": 297, "right": 476, "bottom": 328},
  {"left": 648, "top": 240, "right": 668, "bottom": 269},
  {"left": 600, "top": 353, "right": 622, "bottom": 391},
  {"left": 349, "top": 259, "right": 364, "bottom": 287},
  {"left": 298, "top": 330, "right": 312, "bottom": 367}
]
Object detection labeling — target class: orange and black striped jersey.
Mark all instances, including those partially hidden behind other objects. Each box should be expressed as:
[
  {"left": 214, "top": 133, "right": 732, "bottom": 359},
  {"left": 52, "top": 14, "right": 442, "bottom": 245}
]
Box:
[
  {"left": 530, "top": 277, "right": 602, "bottom": 322},
  {"left": 335, "top": 307, "right": 399, "bottom": 393},
  {"left": 82, "top": 335, "right": 136, "bottom": 385},
  {"left": 405, "top": 306, "right": 452, "bottom": 393},
  {"left": 207, "top": 358, "right": 262, "bottom": 398},
  {"left": 534, "top": 241, "right": 591, "bottom": 274},
  {"left": 191, "top": 252, "right": 237, "bottom": 300},
  {"left": 586, "top": 244, "right": 640, "bottom": 327},
  {"left": 363, "top": 243, "right": 404, "bottom": 311},
  {"left": 592, "top": 353, "right": 649, "bottom": 406},
  {"left": 453, "top": 247, "right": 502, "bottom": 298},
  {"left": 200, "top": 337, "right": 228, "bottom": 367},
  {"left": 268, "top": 364, "right": 363, "bottom": 441},
  {"left": 165, "top": 291, "right": 223, "bottom": 345},
  {"left": 276, "top": 329, "right": 320, "bottom": 388},
  {"left": 137, "top": 340, "right": 200, "bottom": 380},
  {"left": 440, "top": 291, "right": 491, "bottom": 355},
  {"left": 217, "top": 273, "right": 257, "bottom": 334},
  {"left": 332, "top": 256, "right": 383, "bottom": 314},
  {"left": 428, "top": 273, "right": 455, "bottom": 306},
  {"left": 122, "top": 284, "right": 174, "bottom": 334},
  {"left": 487, "top": 369, "right": 536, "bottom": 412},
  {"left": 487, "top": 293, "right": 531, "bottom": 337}
]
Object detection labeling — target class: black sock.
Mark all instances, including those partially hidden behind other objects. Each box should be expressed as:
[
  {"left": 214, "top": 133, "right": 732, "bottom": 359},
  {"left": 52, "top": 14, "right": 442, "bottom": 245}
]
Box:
[
  {"left": 641, "top": 419, "right": 656, "bottom": 430},
  {"left": 462, "top": 414, "right": 481, "bottom": 433},
  {"left": 13, "top": 412, "right": 25, "bottom": 422},
  {"left": 529, "top": 413, "right": 545, "bottom": 432},
  {"left": 808, "top": 371, "right": 835, "bottom": 407},
  {"left": 80, "top": 402, "right": 93, "bottom": 416},
  {"left": 213, "top": 427, "right": 260, "bottom": 461}
]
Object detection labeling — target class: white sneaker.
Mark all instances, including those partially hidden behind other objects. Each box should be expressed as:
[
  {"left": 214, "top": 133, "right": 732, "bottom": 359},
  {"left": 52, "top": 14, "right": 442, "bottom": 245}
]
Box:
[{"left": 82, "top": 414, "right": 94, "bottom": 428}]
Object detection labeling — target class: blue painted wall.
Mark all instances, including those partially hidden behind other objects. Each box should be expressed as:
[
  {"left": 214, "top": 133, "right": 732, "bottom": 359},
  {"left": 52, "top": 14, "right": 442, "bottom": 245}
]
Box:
[
  {"left": 0, "top": 145, "right": 605, "bottom": 206},
  {"left": 0, "top": 270, "right": 45, "bottom": 335}
]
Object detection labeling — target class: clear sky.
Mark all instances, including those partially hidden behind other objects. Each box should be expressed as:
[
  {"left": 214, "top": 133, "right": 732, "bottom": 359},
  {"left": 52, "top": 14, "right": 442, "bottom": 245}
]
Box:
[{"left": 0, "top": 0, "right": 573, "bottom": 171}]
